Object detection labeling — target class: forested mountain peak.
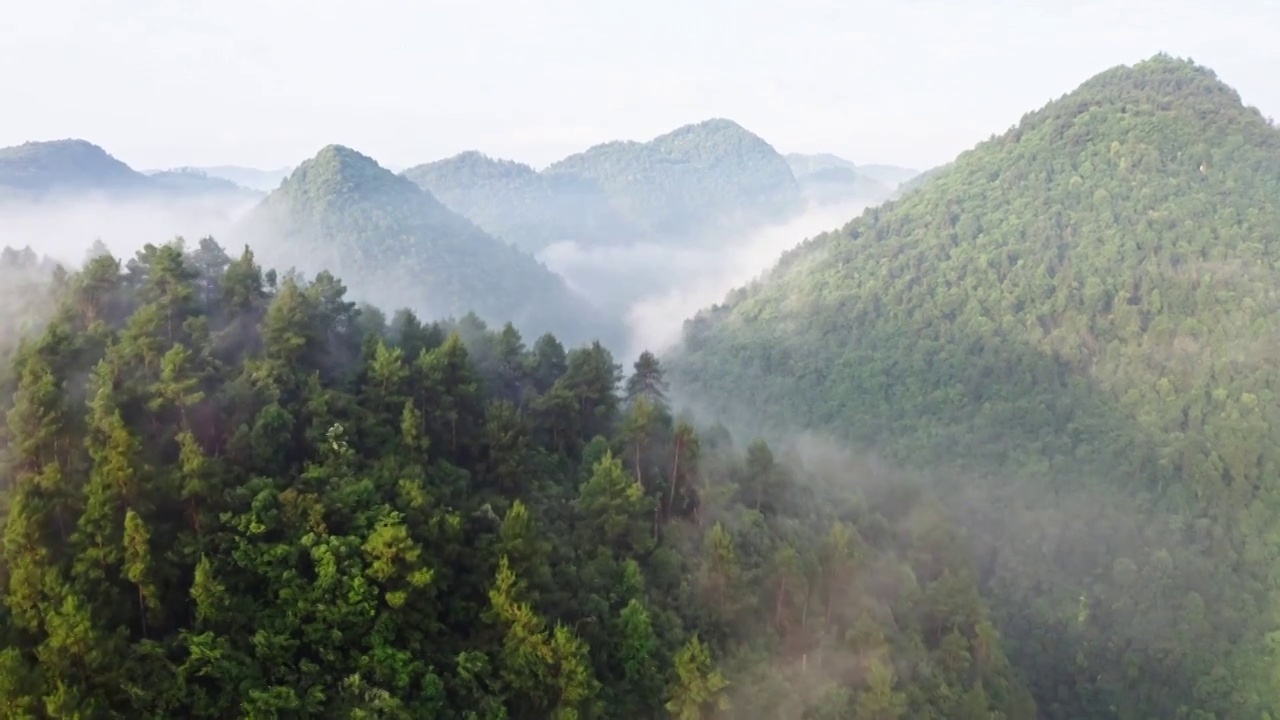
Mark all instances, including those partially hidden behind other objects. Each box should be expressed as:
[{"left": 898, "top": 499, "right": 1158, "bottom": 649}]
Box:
[
  {"left": 401, "top": 118, "right": 802, "bottom": 251},
  {"left": 543, "top": 117, "right": 802, "bottom": 240},
  {"left": 649, "top": 117, "right": 768, "bottom": 151},
  {"left": 671, "top": 54, "right": 1280, "bottom": 718},
  {"left": 551, "top": 117, "right": 785, "bottom": 172},
  {"left": 405, "top": 150, "right": 542, "bottom": 185},
  {"left": 1069, "top": 53, "right": 1241, "bottom": 106},
  {"left": 401, "top": 151, "right": 629, "bottom": 253},
  {"left": 0, "top": 139, "right": 267, "bottom": 203},
  {"left": 0, "top": 138, "right": 148, "bottom": 194},
  {"left": 283, "top": 144, "right": 428, "bottom": 205},
  {"left": 233, "top": 143, "right": 611, "bottom": 347}
]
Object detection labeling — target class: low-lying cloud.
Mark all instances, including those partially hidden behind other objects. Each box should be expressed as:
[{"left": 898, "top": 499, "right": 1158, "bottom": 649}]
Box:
[
  {"left": 538, "top": 198, "right": 875, "bottom": 360},
  {"left": 0, "top": 188, "right": 875, "bottom": 367},
  {"left": 0, "top": 192, "right": 260, "bottom": 266}
]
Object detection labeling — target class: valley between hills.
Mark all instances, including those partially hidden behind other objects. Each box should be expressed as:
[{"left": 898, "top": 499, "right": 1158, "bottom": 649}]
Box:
[{"left": 1, "top": 53, "right": 1277, "bottom": 719}]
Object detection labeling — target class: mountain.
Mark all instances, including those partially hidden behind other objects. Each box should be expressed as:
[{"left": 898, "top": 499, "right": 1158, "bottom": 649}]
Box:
[
  {"left": 147, "top": 167, "right": 264, "bottom": 200},
  {"left": 403, "top": 119, "right": 802, "bottom": 251},
  {"left": 855, "top": 163, "right": 921, "bottom": 188},
  {"left": 785, "top": 153, "right": 919, "bottom": 189},
  {"left": 187, "top": 164, "right": 293, "bottom": 192},
  {"left": 233, "top": 144, "right": 607, "bottom": 345},
  {"left": 0, "top": 140, "right": 263, "bottom": 205},
  {"left": 0, "top": 142, "right": 264, "bottom": 258},
  {"left": 786, "top": 152, "right": 921, "bottom": 205},
  {"left": 0, "top": 139, "right": 151, "bottom": 198},
  {"left": 670, "top": 55, "right": 1280, "bottom": 718},
  {"left": 784, "top": 152, "right": 858, "bottom": 176},
  {"left": 401, "top": 151, "right": 631, "bottom": 252},
  {"left": 785, "top": 153, "right": 894, "bottom": 205},
  {"left": 545, "top": 118, "right": 802, "bottom": 240}
]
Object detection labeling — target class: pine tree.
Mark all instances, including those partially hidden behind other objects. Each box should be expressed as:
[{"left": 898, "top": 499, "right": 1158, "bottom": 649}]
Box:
[{"left": 664, "top": 634, "right": 729, "bottom": 720}]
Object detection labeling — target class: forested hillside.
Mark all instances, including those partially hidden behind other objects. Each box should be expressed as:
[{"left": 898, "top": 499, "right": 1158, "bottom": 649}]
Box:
[
  {"left": 401, "top": 152, "right": 631, "bottom": 252},
  {"left": 671, "top": 54, "right": 1280, "bottom": 718},
  {"left": 146, "top": 168, "right": 263, "bottom": 201},
  {"left": 546, "top": 119, "right": 801, "bottom": 242},
  {"left": 404, "top": 119, "right": 803, "bottom": 251},
  {"left": 233, "top": 145, "right": 611, "bottom": 348},
  {"left": 0, "top": 141, "right": 256, "bottom": 202},
  {"left": 0, "top": 238, "right": 1033, "bottom": 718}
]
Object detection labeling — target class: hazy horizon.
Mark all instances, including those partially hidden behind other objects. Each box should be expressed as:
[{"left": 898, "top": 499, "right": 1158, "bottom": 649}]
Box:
[{"left": 2, "top": 0, "right": 1277, "bottom": 174}]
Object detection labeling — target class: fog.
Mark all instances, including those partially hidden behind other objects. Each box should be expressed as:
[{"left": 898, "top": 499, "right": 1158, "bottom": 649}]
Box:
[
  {"left": 664, "top": 413, "right": 1243, "bottom": 718},
  {"left": 0, "top": 192, "right": 260, "bottom": 267},
  {"left": 0, "top": 186, "right": 878, "bottom": 366},
  {"left": 540, "top": 197, "right": 875, "bottom": 360}
]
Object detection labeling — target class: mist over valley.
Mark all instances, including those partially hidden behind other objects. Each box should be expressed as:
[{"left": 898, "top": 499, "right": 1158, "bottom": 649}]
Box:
[{"left": 2, "top": 3, "right": 1279, "bottom": 715}]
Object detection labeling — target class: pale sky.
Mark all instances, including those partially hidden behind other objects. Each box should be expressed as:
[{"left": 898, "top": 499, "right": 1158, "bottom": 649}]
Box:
[{"left": 2, "top": 0, "right": 1277, "bottom": 173}]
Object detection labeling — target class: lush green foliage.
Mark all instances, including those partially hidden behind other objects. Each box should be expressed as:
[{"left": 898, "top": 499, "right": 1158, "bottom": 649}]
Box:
[
  {"left": 672, "top": 54, "right": 1280, "bottom": 718},
  {"left": 892, "top": 164, "right": 946, "bottom": 196},
  {"left": 0, "top": 238, "right": 1033, "bottom": 718},
  {"left": 234, "top": 145, "right": 612, "bottom": 349},
  {"left": 404, "top": 119, "right": 803, "bottom": 251}
]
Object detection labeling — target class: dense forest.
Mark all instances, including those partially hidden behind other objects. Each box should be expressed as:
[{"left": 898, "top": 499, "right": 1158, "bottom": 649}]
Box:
[
  {"left": 671, "top": 54, "right": 1280, "bottom": 718},
  {"left": 5, "top": 50, "right": 1275, "bottom": 720},
  {"left": 0, "top": 238, "right": 1034, "bottom": 718},
  {"left": 232, "top": 145, "right": 612, "bottom": 350}
]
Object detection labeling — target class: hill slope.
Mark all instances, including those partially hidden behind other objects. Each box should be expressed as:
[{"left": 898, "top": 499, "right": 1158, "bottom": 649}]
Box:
[
  {"left": 786, "top": 153, "right": 894, "bottom": 205},
  {"left": 402, "top": 151, "right": 630, "bottom": 251},
  {"left": 147, "top": 167, "right": 263, "bottom": 200},
  {"left": 671, "top": 54, "right": 1280, "bottom": 718},
  {"left": 0, "top": 140, "right": 261, "bottom": 205},
  {"left": 786, "top": 152, "right": 918, "bottom": 206},
  {"left": 233, "top": 145, "right": 606, "bottom": 345},
  {"left": 186, "top": 164, "right": 294, "bottom": 192},
  {"left": 546, "top": 118, "right": 802, "bottom": 240},
  {"left": 404, "top": 119, "right": 803, "bottom": 251},
  {"left": 0, "top": 139, "right": 151, "bottom": 198}
]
